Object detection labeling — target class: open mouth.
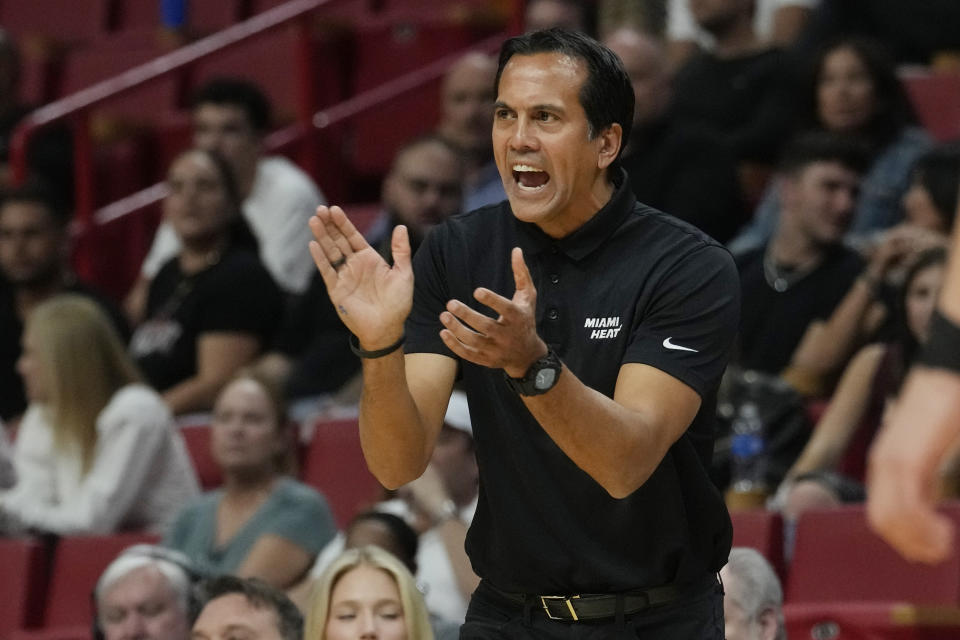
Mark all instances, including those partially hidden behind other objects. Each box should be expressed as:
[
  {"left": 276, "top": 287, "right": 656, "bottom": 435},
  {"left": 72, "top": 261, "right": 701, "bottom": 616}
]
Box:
[{"left": 512, "top": 164, "right": 550, "bottom": 191}]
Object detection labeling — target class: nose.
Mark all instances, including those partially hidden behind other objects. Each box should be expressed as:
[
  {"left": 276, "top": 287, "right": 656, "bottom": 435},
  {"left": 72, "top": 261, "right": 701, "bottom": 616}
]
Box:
[
  {"left": 119, "top": 613, "right": 147, "bottom": 640},
  {"left": 358, "top": 610, "right": 377, "bottom": 639},
  {"left": 509, "top": 116, "right": 539, "bottom": 153}
]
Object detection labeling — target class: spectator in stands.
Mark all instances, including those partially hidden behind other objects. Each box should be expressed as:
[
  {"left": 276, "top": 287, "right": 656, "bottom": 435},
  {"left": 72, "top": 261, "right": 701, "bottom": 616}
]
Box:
[
  {"left": 670, "top": 0, "right": 797, "bottom": 171},
  {"left": 0, "top": 29, "right": 73, "bottom": 199},
  {"left": 305, "top": 391, "right": 478, "bottom": 624},
  {"left": 254, "top": 135, "right": 465, "bottom": 409},
  {"left": 781, "top": 144, "right": 958, "bottom": 396},
  {"left": 779, "top": 247, "right": 947, "bottom": 500},
  {"left": 666, "top": 0, "right": 821, "bottom": 67},
  {"left": 290, "top": 511, "right": 460, "bottom": 640},
  {"left": 193, "top": 575, "right": 303, "bottom": 640},
  {"left": 129, "top": 149, "right": 282, "bottom": 416},
  {"left": 735, "top": 131, "right": 867, "bottom": 376},
  {"left": 0, "top": 181, "right": 128, "bottom": 424},
  {"left": 436, "top": 52, "right": 505, "bottom": 212},
  {"left": 95, "top": 544, "right": 198, "bottom": 640},
  {"left": 731, "top": 36, "right": 933, "bottom": 254},
  {"left": 305, "top": 545, "right": 434, "bottom": 640},
  {"left": 130, "top": 77, "right": 324, "bottom": 318},
  {"left": 720, "top": 547, "right": 786, "bottom": 640},
  {"left": 604, "top": 26, "right": 746, "bottom": 243},
  {"left": 525, "top": 0, "right": 596, "bottom": 35},
  {"left": 0, "top": 294, "right": 198, "bottom": 535},
  {"left": 164, "top": 372, "right": 336, "bottom": 590}
]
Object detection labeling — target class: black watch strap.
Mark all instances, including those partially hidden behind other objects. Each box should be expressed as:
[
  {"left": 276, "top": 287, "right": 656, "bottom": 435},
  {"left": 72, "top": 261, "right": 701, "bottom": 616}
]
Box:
[{"left": 504, "top": 348, "right": 562, "bottom": 396}]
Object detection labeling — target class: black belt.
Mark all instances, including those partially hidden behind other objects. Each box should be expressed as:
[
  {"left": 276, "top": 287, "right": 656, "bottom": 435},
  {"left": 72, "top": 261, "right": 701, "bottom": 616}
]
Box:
[{"left": 483, "top": 575, "right": 716, "bottom": 622}]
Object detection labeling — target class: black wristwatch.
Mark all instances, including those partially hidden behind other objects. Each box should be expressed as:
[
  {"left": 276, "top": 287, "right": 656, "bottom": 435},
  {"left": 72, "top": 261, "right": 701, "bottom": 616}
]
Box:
[{"left": 504, "top": 348, "right": 563, "bottom": 396}]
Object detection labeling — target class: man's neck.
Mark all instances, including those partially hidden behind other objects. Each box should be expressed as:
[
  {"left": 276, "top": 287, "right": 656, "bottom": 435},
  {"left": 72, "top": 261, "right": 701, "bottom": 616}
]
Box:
[
  {"left": 711, "top": 16, "right": 762, "bottom": 59},
  {"left": 768, "top": 226, "right": 826, "bottom": 268},
  {"left": 13, "top": 272, "right": 68, "bottom": 319},
  {"left": 235, "top": 158, "right": 260, "bottom": 200}
]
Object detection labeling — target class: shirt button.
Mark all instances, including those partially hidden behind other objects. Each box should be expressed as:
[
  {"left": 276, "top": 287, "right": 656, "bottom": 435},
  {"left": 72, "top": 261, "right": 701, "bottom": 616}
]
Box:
[
  {"left": 550, "top": 274, "right": 560, "bottom": 284},
  {"left": 547, "top": 308, "right": 559, "bottom": 320}
]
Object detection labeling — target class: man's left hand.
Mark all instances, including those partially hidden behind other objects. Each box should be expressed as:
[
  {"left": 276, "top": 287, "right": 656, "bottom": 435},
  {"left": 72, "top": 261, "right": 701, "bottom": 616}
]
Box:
[{"left": 439, "top": 247, "right": 547, "bottom": 377}]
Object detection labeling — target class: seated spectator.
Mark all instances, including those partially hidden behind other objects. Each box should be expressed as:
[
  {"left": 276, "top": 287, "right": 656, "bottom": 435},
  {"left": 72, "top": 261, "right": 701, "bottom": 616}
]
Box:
[
  {"left": 255, "top": 135, "right": 466, "bottom": 408},
  {"left": 305, "top": 545, "right": 434, "bottom": 640},
  {"left": 731, "top": 36, "right": 932, "bottom": 253},
  {"left": 129, "top": 149, "right": 282, "bottom": 415},
  {"left": 95, "top": 544, "right": 199, "bottom": 640},
  {"left": 132, "top": 78, "right": 324, "bottom": 309},
  {"left": 666, "top": 0, "right": 821, "bottom": 66},
  {"left": 670, "top": 0, "right": 797, "bottom": 169},
  {"left": 164, "top": 372, "right": 336, "bottom": 589},
  {"left": 605, "top": 26, "right": 746, "bottom": 243},
  {"left": 0, "top": 295, "right": 197, "bottom": 535},
  {"left": 193, "top": 575, "right": 303, "bottom": 640},
  {"left": 289, "top": 511, "right": 459, "bottom": 640},
  {"left": 735, "top": 131, "right": 867, "bottom": 375},
  {"left": 720, "top": 547, "right": 786, "bottom": 640},
  {"left": 782, "top": 144, "right": 958, "bottom": 394},
  {"left": 780, "top": 248, "right": 946, "bottom": 492},
  {"left": 436, "top": 52, "right": 504, "bottom": 212},
  {"left": 0, "top": 181, "right": 128, "bottom": 424},
  {"left": 524, "top": 0, "right": 596, "bottom": 34},
  {"left": 303, "top": 392, "right": 478, "bottom": 625}
]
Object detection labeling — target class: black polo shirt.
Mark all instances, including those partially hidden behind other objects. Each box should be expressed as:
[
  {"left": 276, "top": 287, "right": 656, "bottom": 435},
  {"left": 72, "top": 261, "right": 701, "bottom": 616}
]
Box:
[{"left": 406, "top": 173, "right": 740, "bottom": 594}]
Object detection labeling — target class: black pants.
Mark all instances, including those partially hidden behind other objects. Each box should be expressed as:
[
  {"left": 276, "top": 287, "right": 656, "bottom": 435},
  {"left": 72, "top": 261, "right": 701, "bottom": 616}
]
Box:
[{"left": 460, "top": 577, "right": 724, "bottom": 640}]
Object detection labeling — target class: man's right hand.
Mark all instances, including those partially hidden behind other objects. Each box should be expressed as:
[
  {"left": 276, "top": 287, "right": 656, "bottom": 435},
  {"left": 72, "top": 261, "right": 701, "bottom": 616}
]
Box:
[{"left": 308, "top": 205, "right": 414, "bottom": 349}]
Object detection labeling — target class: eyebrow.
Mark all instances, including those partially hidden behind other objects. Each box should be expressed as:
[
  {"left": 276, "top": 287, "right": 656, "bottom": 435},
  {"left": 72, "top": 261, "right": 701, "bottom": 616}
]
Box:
[{"left": 493, "top": 101, "right": 565, "bottom": 114}]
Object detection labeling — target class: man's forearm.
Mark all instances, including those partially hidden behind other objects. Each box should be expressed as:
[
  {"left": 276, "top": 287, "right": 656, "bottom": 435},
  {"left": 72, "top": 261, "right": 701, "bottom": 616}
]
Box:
[
  {"left": 520, "top": 363, "right": 699, "bottom": 499},
  {"left": 358, "top": 351, "right": 455, "bottom": 489}
]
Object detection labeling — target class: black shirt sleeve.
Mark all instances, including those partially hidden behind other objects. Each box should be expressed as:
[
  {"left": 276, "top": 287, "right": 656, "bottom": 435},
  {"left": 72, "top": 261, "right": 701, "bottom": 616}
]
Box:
[{"left": 624, "top": 244, "right": 741, "bottom": 397}]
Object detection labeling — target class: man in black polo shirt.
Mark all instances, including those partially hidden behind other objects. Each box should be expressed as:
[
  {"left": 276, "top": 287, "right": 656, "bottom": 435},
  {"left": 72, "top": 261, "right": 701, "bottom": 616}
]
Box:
[{"left": 309, "top": 29, "right": 740, "bottom": 638}]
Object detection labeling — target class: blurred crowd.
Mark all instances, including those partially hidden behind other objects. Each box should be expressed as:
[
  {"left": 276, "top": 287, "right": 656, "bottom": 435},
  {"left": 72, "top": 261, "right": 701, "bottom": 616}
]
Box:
[{"left": 2, "top": 0, "right": 960, "bottom": 639}]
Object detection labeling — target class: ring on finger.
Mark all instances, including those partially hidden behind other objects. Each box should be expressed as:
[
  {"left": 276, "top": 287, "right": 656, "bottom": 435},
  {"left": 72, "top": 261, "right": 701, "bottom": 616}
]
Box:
[{"left": 331, "top": 255, "right": 347, "bottom": 271}]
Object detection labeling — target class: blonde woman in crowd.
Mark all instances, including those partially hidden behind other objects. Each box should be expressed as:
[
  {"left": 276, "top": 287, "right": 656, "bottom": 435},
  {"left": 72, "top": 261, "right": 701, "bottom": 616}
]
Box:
[
  {"left": 0, "top": 294, "right": 198, "bottom": 535},
  {"left": 306, "top": 545, "right": 434, "bottom": 640}
]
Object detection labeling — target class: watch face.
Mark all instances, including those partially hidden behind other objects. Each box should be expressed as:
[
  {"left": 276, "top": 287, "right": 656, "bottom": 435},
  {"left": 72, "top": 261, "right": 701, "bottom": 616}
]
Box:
[{"left": 535, "top": 368, "right": 557, "bottom": 390}]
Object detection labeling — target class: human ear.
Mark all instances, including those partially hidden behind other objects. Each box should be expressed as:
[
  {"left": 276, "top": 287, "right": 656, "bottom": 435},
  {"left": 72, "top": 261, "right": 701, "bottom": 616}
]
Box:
[{"left": 596, "top": 123, "right": 623, "bottom": 170}]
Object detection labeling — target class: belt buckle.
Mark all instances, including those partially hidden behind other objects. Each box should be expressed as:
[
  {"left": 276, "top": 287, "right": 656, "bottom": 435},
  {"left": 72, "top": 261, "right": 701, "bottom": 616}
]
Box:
[{"left": 540, "top": 594, "right": 581, "bottom": 621}]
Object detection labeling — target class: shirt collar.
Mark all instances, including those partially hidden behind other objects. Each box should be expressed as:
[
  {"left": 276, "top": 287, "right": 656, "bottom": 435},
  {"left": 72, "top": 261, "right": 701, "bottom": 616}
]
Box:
[{"left": 513, "top": 169, "right": 636, "bottom": 261}]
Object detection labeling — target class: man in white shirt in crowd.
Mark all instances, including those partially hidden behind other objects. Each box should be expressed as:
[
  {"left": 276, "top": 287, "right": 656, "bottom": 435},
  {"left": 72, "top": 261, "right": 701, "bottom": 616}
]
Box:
[{"left": 127, "top": 78, "right": 324, "bottom": 320}]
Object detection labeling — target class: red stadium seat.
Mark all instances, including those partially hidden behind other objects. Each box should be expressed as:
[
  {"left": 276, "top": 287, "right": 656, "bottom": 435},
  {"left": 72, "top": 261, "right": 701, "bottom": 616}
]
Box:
[
  {"left": 180, "top": 424, "right": 223, "bottom": 490},
  {"left": 784, "top": 601, "right": 960, "bottom": 640},
  {"left": 730, "top": 509, "right": 786, "bottom": 583},
  {"left": 300, "top": 418, "right": 383, "bottom": 528},
  {"left": 0, "top": 0, "right": 110, "bottom": 44},
  {"left": 787, "top": 504, "right": 960, "bottom": 605},
  {"left": 0, "top": 537, "right": 49, "bottom": 636},
  {"left": 901, "top": 71, "right": 960, "bottom": 143},
  {"left": 42, "top": 532, "right": 160, "bottom": 629}
]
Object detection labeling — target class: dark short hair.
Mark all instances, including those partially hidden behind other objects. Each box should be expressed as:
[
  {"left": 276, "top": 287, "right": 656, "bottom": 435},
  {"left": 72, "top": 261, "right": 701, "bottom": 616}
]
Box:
[
  {"left": 193, "top": 576, "right": 303, "bottom": 640},
  {"left": 495, "top": 28, "right": 635, "bottom": 176},
  {"left": 0, "top": 180, "right": 69, "bottom": 227},
  {"left": 911, "top": 143, "right": 960, "bottom": 232},
  {"left": 777, "top": 130, "right": 870, "bottom": 176},
  {"left": 191, "top": 78, "right": 272, "bottom": 133},
  {"left": 346, "top": 511, "right": 420, "bottom": 574}
]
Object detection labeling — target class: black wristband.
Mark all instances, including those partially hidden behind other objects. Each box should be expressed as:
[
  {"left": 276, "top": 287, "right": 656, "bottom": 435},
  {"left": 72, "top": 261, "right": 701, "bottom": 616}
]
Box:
[
  {"left": 349, "top": 333, "right": 405, "bottom": 359},
  {"left": 917, "top": 309, "right": 960, "bottom": 374}
]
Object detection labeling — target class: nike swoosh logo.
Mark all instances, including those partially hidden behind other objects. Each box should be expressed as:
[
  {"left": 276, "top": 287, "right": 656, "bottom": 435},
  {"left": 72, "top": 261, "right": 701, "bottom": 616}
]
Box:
[{"left": 663, "top": 337, "right": 698, "bottom": 352}]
